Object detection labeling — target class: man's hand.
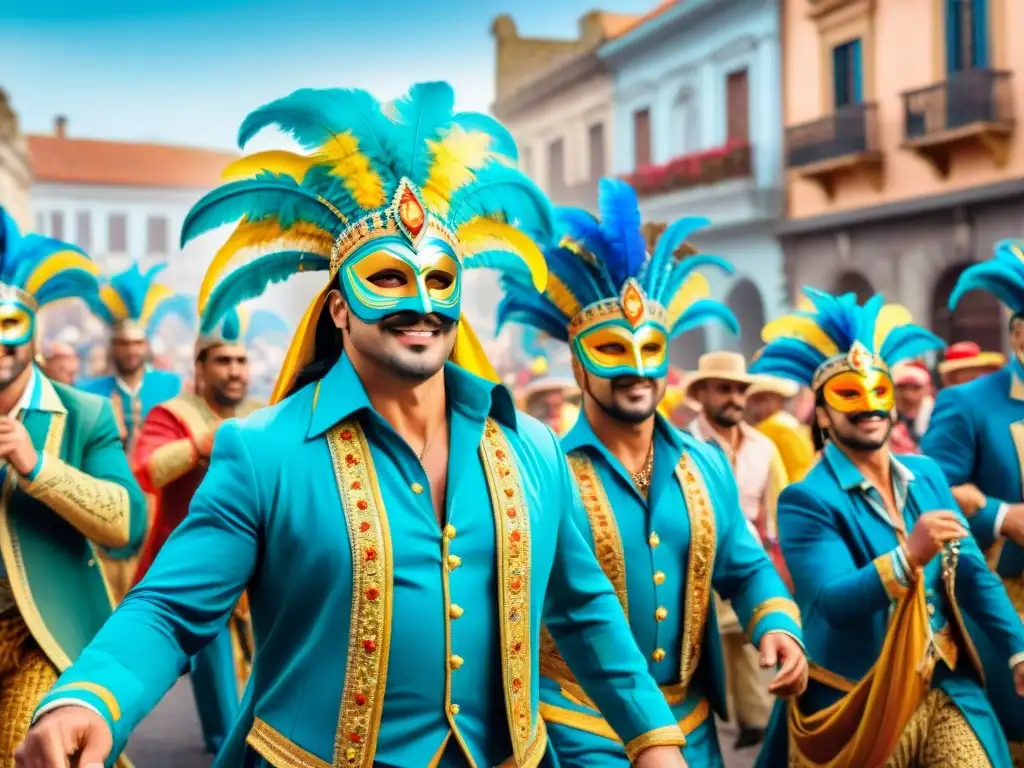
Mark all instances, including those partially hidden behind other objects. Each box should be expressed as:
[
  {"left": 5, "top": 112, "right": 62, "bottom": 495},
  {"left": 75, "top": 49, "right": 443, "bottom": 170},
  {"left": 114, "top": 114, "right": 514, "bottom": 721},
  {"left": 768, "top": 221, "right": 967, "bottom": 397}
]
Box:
[
  {"left": 905, "top": 510, "right": 967, "bottom": 568},
  {"left": 999, "top": 504, "right": 1024, "bottom": 548},
  {"left": 0, "top": 417, "right": 38, "bottom": 476},
  {"left": 1014, "top": 661, "right": 1024, "bottom": 697},
  {"left": 15, "top": 705, "right": 112, "bottom": 767},
  {"left": 633, "top": 745, "right": 688, "bottom": 768},
  {"left": 195, "top": 429, "right": 216, "bottom": 460},
  {"left": 950, "top": 484, "right": 986, "bottom": 517},
  {"left": 761, "top": 632, "right": 808, "bottom": 697}
]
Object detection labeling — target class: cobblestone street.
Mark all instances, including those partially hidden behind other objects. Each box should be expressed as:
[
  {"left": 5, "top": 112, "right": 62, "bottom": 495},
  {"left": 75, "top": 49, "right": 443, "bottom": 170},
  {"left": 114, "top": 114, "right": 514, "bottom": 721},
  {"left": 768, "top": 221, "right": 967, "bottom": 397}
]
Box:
[{"left": 125, "top": 680, "right": 759, "bottom": 767}]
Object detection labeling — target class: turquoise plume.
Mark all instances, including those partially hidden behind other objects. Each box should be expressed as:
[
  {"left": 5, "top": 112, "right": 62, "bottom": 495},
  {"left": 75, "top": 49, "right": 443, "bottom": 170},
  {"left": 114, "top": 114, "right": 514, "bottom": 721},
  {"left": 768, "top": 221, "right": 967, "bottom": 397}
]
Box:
[{"left": 949, "top": 239, "right": 1024, "bottom": 315}]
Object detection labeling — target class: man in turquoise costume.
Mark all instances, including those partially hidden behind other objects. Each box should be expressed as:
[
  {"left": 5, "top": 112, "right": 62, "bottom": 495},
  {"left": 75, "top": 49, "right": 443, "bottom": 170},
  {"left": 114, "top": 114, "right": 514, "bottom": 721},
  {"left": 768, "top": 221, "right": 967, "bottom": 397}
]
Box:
[
  {"left": 495, "top": 178, "right": 807, "bottom": 767},
  {"left": 0, "top": 209, "right": 146, "bottom": 765},
  {"left": 19, "top": 82, "right": 693, "bottom": 768},
  {"left": 920, "top": 240, "right": 1024, "bottom": 763},
  {"left": 751, "top": 288, "right": 1024, "bottom": 767}
]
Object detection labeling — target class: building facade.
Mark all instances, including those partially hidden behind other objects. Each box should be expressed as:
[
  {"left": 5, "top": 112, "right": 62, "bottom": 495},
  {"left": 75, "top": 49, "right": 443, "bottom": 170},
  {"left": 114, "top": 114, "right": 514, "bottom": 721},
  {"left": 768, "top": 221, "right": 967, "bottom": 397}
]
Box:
[
  {"left": 0, "top": 89, "right": 32, "bottom": 230},
  {"left": 602, "top": 0, "right": 786, "bottom": 366},
  {"left": 782, "top": 0, "right": 1020, "bottom": 352}
]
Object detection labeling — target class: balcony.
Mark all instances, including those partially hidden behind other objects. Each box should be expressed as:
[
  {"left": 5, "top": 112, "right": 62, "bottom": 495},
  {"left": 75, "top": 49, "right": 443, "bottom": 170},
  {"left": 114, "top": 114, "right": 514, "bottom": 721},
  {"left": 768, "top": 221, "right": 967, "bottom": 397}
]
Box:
[
  {"left": 901, "top": 69, "right": 1014, "bottom": 178},
  {"left": 623, "top": 141, "right": 752, "bottom": 198},
  {"left": 785, "top": 102, "right": 882, "bottom": 201}
]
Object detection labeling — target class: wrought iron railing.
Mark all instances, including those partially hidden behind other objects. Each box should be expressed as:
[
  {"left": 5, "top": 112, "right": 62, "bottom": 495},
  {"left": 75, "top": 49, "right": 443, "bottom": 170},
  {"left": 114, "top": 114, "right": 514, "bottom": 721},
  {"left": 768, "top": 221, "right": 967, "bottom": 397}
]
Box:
[
  {"left": 785, "top": 102, "right": 879, "bottom": 168},
  {"left": 902, "top": 69, "right": 1013, "bottom": 141}
]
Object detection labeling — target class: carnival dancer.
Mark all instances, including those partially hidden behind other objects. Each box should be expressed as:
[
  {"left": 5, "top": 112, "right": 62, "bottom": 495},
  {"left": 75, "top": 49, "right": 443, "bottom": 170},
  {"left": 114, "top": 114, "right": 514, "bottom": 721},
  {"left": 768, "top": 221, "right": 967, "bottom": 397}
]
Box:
[
  {"left": 495, "top": 178, "right": 806, "bottom": 767},
  {"left": 752, "top": 287, "right": 1024, "bottom": 767},
  {"left": 920, "top": 239, "right": 1024, "bottom": 760},
  {"left": 130, "top": 301, "right": 263, "bottom": 756},
  {"left": 746, "top": 374, "right": 815, "bottom": 483},
  {"left": 0, "top": 209, "right": 146, "bottom": 765},
  {"left": 19, "top": 82, "right": 692, "bottom": 768}
]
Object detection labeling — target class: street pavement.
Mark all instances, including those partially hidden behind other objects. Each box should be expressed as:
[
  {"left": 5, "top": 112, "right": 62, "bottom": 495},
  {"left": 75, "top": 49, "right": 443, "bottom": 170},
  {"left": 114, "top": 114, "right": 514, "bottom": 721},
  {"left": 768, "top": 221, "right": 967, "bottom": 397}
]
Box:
[{"left": 124, "top": 679, "right": 759, "bottom": 767}]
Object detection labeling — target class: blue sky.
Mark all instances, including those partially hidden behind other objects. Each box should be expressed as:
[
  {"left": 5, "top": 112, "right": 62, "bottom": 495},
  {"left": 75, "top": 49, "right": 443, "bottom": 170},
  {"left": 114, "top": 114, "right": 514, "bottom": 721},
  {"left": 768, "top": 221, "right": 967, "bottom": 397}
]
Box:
[{"left": 1, "top": 0, "right": 655, "bottom": 150}]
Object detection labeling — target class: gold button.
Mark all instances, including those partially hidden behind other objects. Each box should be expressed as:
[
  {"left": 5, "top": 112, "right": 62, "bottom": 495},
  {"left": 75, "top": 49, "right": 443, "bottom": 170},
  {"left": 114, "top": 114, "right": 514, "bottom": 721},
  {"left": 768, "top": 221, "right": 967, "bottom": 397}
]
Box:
[
  {"left": 655, "top": 606, "right": 668, "bottom": 621},
  {"left": 447, "top": 554, "right": 462, "bottom": 569},
  {"left": 652, "top": 648, "right": 666, "bottom": 662},
  {"left": 449, "top": 654, "right": 464, "bottom": 670},
  {"left": 648, "top": 532, "right": 660, "bottom": 547},
  {"left": 927, "top": 603, "right": 936, "bottom": 616},
  {"left": 411, "top": 482, "right": 424, "bottom": 494},
  {"left": 450, "top": 703, "right": 460, "bottom": 715},
  {"left": 653, "top": 570, "right": 665, "bottom": 585},
  {"left": 87, "top": 558, "right": 96, "bottom": 567},
  {"left": 449, "top": 603, "right": 464, "bottom": 619},
  {"left": 444, "top": 524, "right": 457, "bottom": 539}
]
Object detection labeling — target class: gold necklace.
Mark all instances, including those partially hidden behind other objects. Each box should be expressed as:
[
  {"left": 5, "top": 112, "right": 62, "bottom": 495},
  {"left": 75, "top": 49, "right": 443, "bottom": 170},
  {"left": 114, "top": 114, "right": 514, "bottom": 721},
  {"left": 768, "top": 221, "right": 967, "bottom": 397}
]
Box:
[
  {"left": 418, "top": 418, "right": 447, "bottom": 465},
  {"left": 630, "top": 442, "right": 655, "bottom": 495}
]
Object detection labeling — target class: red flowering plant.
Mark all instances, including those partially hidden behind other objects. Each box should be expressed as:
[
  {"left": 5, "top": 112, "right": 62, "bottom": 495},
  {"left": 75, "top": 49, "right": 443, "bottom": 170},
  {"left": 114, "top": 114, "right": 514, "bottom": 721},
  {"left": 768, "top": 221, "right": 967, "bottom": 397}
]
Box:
[{"left": 625, "top": 139, "right": 752, "bottom": 196}]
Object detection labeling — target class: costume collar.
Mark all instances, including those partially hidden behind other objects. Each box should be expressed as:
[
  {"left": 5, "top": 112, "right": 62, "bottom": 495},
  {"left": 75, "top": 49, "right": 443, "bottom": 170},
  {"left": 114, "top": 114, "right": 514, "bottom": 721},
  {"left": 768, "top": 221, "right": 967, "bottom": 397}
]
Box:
[
  {"left": 562, "top": 409, "right": 682, "bottom": 457},
  {"left": 823, "top": 440, "right": 915, "bottom": 492},
  {"left": 308, "top": 354, "right": 517, "bottom": 439}
]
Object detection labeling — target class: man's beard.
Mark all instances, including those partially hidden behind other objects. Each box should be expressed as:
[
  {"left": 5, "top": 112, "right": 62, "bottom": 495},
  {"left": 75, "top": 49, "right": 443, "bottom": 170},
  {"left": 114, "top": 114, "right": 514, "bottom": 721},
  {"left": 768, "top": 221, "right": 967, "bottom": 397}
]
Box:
[
  {"left": 832, "top": 410, "right": 894, "bottom": 452},
  {"left": 0, "top": 346, "right": 29, "bottom": 389},
  {"left": 361, "top": 311, "right": 455, "bottom": 382},
  {"left": 208, "top": 381, "right": 245, "bottom": 408},
  {"left": 593, "top": 376, "right": 658, "bottom": 425},
  {"left": 710, "top": 402, "right": 744, "bottom": 427}
]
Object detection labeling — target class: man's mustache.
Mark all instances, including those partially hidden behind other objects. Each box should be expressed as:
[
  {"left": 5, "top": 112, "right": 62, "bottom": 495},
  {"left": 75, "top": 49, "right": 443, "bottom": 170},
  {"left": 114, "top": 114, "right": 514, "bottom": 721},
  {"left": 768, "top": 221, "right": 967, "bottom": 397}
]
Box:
[
  {"left": 849, "top": 410, "right": 892, "bottom": 424},
  {"left": 612, "top": 376, "right": 654, "bottom": 390},
  {"left": 379, "top": 311, "right": 452, "bottom": 331}
]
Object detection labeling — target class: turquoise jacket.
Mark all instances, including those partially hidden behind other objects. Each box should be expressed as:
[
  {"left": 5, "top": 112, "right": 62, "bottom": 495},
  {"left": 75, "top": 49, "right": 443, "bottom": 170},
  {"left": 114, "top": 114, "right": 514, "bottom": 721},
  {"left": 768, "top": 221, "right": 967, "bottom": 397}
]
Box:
[
  {"left": 539, "top": 414, "right": 802, "bottom": 767},
  {"left": 757, "top": 444, "right": 1024, "bottom": 768},
  {"left": 78, "top": 369, "right": 182, "bottom": 448},
  {"left": 920, "top": 362, "right": 1024, "bottom": 744},
  {"left": 37, "top": 355, "right": 685, "bottom": 768},
  {"left": 3, "top": 367, "right": 147, "bottom": 673}
]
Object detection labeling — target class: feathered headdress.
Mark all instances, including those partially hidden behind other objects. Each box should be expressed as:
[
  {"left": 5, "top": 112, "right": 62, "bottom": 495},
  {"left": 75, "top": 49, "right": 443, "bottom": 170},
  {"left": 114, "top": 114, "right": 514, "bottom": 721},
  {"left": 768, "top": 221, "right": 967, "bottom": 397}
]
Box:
[
  {"left": 496, "top": 177, "right": 738, "bottom": 346},
  {"left": 86, "top": 262, "right": 178, "bottom": 339},
  {"left": 750, "top": 287, "right": 944, "bottom": 389},
  {"left": 0, "top": 206, "right": 100, "bottom": 315},
  {"left": 181, "top": 81, "right": 553, "bottom": 402},
  {"left": 948, "top": 239, "right": 1024, "bottom": 316}
]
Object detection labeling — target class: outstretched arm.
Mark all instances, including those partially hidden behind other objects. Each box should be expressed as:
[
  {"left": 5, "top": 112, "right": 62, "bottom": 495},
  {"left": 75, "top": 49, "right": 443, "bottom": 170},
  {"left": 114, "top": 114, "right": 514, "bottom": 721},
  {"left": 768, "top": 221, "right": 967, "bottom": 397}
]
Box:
[
  {"left": 31, "top": 421, "right": 260, "bottom": 756},
  {"left": 131, "top": 406, "right": 200, "bottom": 494}
]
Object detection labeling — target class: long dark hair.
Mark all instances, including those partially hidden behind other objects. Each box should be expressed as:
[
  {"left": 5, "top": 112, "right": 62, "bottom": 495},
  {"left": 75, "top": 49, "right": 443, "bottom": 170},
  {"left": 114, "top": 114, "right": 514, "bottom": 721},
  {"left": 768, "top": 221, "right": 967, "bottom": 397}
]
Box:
[
  {"left": 812, "top": 387, "right": 827, "bottom": 452},
  {"left": 285, "top": 283, "right": 344, "bottom": 398}
]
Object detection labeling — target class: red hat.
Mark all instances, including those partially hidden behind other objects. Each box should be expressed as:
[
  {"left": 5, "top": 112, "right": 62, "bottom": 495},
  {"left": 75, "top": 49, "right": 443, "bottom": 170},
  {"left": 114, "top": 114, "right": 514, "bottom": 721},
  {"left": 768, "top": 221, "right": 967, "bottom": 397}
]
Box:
[{"left": 937, "top": 342, "right": 1006, "bottom": 377}]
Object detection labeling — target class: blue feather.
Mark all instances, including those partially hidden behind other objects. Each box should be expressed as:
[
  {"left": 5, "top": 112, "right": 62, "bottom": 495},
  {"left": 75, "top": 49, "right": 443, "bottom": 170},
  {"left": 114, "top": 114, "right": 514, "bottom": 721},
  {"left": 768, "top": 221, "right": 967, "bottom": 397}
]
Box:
[
  {"left": 671, "top": 300, "right": 739, "bottom": 339},
  {"left": 9, "top": 236, "right": 88, "bottom": 287},
  {"left": 385, "top": 82, "right": 456, "bottom": 189},
  {"left": 147, "top": 294, "right": 198, "bottom": 335},
  {"left": 880, "top": 327, "right": 945, "bottom": 363},
  {"left": 106, "top": 263, "right": 167, "bottom": 320},
  {"left": 246, "top": 309, "right": 290, "bottom": 343},
  {"left": 449, "top": 165, "right": 554, "bottom": 236},
  {"left": 220, "top": 308, "right": 242, "bottom": 342},
  {"left": 659, "top": 254, "right": 734, "bottom": 307},
  {"left": 495, "top": 297, "right": 570, "bottom": 342},
  {"left": 201, "top": 251, "right": 328, "bottom": 333},
  {"left": 596, "top": 178, "right": 645, "bottom": 288},
  {"left": 34, "top": 270, "right": 99, "bottom": 308},
  {"left": 645, "top": 215, "right": 710, "bottom": 298},
  {"left": 451, "top": 112, "right": 519, "bottom": 162}
]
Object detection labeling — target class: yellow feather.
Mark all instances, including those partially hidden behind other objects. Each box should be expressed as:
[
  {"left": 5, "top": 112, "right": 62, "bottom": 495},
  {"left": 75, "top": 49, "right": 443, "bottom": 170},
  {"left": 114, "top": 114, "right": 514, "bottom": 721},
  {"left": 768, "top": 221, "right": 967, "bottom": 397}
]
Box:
[
  {"left": 457, "top": 217, "right": 547, "bottom": 292},
  {"left": 762, "top": 315, "right": 840, "bottom": 358},
  {"left": 24, "top": 251, "right": 99, "bottom": 297},
  {"left": 221, "top": 151, "right": 318, "bottom": 182},
  {"left": 664, "top": 272, "right": 710, "bottom": 329},
  {"left": 449, "top": 315, "right": 499, "bottom": 383},
  {"left": 140, "top": 284, "right": 176, "bottom": 326},
  {"left": 422, "top": 127, "right": 496, "bottom": 217},
  {"left": 1010, "top": 242, "right": 1024, "bottom": 263},
  {"left": 198, "top": 218, "right": 334, "bottom": 312},
  {"left": 99, "top": 284, "right": 129, "bottom": 323},
  {"left": 545, "top": 273, "right": 582, "bottom": 319},
  {"left": 317, "top": 132, "right": 387, "bottom": 210},
  {"left": 796, "top": 296, "right": 815, "bottom": 312},
  {"left": 873, "top": 303, "right": 914, "bottom": 352}
]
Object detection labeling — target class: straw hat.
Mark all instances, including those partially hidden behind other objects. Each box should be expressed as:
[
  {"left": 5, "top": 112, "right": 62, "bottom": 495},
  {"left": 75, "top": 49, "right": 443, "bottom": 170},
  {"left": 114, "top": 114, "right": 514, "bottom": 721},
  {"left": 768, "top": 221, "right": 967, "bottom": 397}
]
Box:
[
  {"left": 685, "top": 351, "right": 754, "bottom": 396},
  {"left": 891, "top": 362, "right": 931, "bottom": 387},
  {"left": 936, "top": 341, "right": 1006, "bottom": 377},
  {"left": 523, "top": 376, "right": 579, "bottom": 400},
  {"left": 746, "top": 374, "right": 800, "bottom": 399}
]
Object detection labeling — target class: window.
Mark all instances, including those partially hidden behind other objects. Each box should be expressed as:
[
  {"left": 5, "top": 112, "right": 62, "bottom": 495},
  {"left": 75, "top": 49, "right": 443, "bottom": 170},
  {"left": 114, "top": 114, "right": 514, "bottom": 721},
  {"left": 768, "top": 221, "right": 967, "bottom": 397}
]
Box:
[
  {"left": 108, "top": 213, "right": 127, "bottom": 253},
  {"left": 547, "top": 139, "right": 566, "bottom": 192},
  {"left": 49, "top": 212, "right": 64, "bottom": 241},
  {"left": 75, "top": 211, "right": 91, "bottom": 251},
  {"left": 35, "top": 212, "right": 44, "bottom": 234},
  {"left": 521, "top": 146, "right": 533, "bottom": 177},
  {"left": 726, "top": 69, "right": 750, "bottom": 143},
  {"left": 633, "top": 108, "right": 651, "bottom": 168},
  {"left": 146, "top": 215, "right": 168, "bottom": 254},
  {"left": 832, "top": 39, "right": 864, "bottom": 108},
  {"left": 587, "top": 123, "right": 606, "bottom": 179},
  {"left": 947, "top": 0, "right": 989, "bottom": 72}
]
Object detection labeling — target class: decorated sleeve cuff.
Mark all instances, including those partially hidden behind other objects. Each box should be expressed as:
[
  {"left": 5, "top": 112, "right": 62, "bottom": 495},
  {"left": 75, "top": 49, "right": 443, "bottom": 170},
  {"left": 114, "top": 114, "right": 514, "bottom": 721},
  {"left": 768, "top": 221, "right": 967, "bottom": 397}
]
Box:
[
  {"left": 146, "top": 438, "right": 199, "bottom": 489},
  {"left": 624, "top": 725, "right": 687, "bottom": 761},
  {"left": 34, "top": 682, "right": 120, "bottom": 730},
  {"left": 995, "top": 503, "right": 1010, "bottom": 539},
  {"left": 24, "top": 452, "right": 45, "bottom": 482},
  {"left": 33, "top": 697, "right": 102, "bottom": 724},
  {"left": 743, "top": 597, "right": 803, "bottom": 647},
  {"left": 874, "top": 548, "right": 912, "bottom": 600}
]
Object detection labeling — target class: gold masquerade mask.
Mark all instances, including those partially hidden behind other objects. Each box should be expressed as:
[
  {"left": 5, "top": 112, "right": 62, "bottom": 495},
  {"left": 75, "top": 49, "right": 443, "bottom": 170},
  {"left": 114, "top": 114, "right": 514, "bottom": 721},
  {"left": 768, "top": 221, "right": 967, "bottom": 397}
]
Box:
[{"left": 815, "top": 341, "right": 895, "bottom": 414}]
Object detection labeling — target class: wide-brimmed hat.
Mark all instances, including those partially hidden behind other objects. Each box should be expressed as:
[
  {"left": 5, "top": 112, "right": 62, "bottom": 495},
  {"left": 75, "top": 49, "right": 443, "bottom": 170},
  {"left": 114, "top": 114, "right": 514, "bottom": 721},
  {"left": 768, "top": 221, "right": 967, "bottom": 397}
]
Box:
[
  {"left": 685, "top": 351, "right": 754, "bottom": 396},
  {"left": 523, "top": 376, "right": 579, "bottom": 400},
  {"left": 937, "top": 341, "right": 1006, "bottom": 377},
  {"left": 891, "top": 362, "right": 931, "bottom": 387},
  {"left": 746, "top": 374, "right": 800, "bottom": 399}
]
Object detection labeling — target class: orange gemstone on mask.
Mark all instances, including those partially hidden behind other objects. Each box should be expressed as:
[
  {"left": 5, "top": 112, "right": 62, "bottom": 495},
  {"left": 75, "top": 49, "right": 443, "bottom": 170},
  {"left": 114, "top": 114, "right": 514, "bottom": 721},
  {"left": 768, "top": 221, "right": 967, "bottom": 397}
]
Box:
[
  {"left": 621, "top": 282, "right": 645, "bottom": 326},
  {"left": 399, "top": 189, "right": 425, "bottom": 236}
]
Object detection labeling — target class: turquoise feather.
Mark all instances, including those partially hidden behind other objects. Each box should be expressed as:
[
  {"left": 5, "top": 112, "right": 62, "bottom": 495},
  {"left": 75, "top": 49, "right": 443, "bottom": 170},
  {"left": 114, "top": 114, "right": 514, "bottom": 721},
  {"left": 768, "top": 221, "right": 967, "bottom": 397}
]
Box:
[
  {"left": 645, "top": 215, "right": 710, "bottom": 299},
  {"left": 384, "top": 82, "right": 456, "bottom": 189},
  {"left": 449, "top": 165, "right": 554, "bottom": 235},
  {"left": 949, "top": 258, "right": 1024, "bottom": 315},
  {"left": 671, "top": 300, "right": 739, "bottom": 339},
  {"left": 452, "top": 112, "right": 518, "bottom": 162}
]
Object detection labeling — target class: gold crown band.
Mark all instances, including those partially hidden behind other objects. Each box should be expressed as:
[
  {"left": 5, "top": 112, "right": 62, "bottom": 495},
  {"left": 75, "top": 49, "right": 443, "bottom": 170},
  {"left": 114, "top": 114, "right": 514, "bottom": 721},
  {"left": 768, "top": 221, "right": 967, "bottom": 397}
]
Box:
[
  {"left": 567, "top": 296, "right": 668, "bottom": 343},
  {"left": 810, "top": 345, "right": 890, "bottom": 391},
  {"left": 0, "top": 283, "right": 38, "bottom": 313}
]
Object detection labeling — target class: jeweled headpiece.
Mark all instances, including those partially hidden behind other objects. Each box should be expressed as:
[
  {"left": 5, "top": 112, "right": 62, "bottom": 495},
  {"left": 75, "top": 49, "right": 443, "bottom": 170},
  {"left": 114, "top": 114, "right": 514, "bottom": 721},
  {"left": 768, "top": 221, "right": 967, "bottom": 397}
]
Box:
[
  {"left": 181, "top": 81, "right": 553, "bottom": 403},
  {"left": 0, "top": 207, "right": 101, "bottom": 347},
  {"left": 496, "top": 178, "right": 737, "bottom": 380},
  {"left": 86, "top": 262, "right": 179, "bottom": 340}
]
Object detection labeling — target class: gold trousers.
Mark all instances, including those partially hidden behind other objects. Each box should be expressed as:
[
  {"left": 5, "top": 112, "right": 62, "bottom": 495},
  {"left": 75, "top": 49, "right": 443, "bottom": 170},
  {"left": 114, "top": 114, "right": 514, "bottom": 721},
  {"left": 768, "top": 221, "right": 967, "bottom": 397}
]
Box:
[
  {"left": 885, "top": 690, "right": 990, "bottom": 768},
  {"left": 0, "top": 613, "right": 59, "bottom": 767}
]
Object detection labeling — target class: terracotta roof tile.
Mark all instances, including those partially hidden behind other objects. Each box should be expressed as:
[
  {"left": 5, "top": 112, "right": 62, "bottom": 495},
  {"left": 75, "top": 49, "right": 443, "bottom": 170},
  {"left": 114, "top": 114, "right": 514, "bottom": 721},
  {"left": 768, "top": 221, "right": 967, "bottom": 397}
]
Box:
[
  {"left": 612, "top": 0, "right": 679, "bottom": 39},
  {"left": 27, "top": 135, "right": 238, "bottom": 189}
]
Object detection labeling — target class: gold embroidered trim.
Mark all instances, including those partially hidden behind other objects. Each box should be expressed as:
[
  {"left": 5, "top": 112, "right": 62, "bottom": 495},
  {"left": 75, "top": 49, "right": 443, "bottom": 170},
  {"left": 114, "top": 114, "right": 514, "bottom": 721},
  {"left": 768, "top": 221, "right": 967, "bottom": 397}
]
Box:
[
  {"left": 20, "top": 456, "right": 131, "bottom": 548},
  {"left": 480, "top": 418, "right": 534, "bottom": 763},
  {"left": 539, "top": 698, "right": 709, "bottom": 745},
  {"left": 874, "top": 553, "right": 909, "bottom": 601},
  {"left": 247, "top": 717, "right": 330, "bottom": 768},
  {"left": 624, "top": 723, "right": 688, "bottom": 762},
  {"left": 677, "top": 452, "right": 716, "bottom": 691},
  {"left": 326, "top": 422, "right": 392, "bottom": 768},
  {"left": 147, "top": 439, "right": 198, "bottom": 489},
  {"left": 566, "top": 453, "right": 628, "bottom": 615},
  {"left": 494, "top": 719, "right": 548, "bottom": 768},
  {"left": 744, "top": 597, "right": 802, "bottom": 638}
]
